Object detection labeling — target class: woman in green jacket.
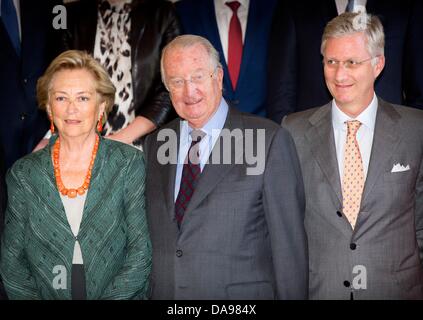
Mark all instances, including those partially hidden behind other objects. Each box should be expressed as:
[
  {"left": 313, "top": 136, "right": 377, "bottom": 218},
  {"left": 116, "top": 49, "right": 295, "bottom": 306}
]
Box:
[{"left": 0, "top": 50, "right": 151, "bottom": 300}]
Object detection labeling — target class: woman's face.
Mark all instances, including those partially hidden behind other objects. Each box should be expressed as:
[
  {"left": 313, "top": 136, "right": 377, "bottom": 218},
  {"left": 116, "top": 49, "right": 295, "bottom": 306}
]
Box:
[{"left": 48, "top": 68, "right": 105, "bottom": 140}]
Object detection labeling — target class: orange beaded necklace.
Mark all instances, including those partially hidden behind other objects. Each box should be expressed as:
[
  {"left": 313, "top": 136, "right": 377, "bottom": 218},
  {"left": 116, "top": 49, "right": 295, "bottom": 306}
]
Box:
[{"left": 52, "top": 135, "right": 99, "bottom": 198}]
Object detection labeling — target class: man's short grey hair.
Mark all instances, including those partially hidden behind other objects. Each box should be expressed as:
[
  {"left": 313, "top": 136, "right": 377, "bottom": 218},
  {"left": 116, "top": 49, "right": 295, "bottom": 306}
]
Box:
[
  {"left": 160, "top": 34, "right": 223, "bottom": 90},
  {"left": 321, "top": 12, "right": 385, "bottom": 63}
]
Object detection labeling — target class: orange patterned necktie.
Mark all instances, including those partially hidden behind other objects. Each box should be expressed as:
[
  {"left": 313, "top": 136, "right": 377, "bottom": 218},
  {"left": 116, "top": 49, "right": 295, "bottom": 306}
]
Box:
[{"left": 342, "top": 120, "right": 364, "bottom": 229}]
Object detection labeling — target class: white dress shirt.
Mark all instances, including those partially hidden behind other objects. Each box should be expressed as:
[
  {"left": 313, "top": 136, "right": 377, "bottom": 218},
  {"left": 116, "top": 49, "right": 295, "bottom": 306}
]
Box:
[
  {"left": 335, "top": 0, "right": 367, "bottom": 14},
  {"left": 174, "top": 98, "right": 229, "bottom": 201},
  {"left": 332, "top": 93, "right": 378, "bottom": 182},
  {"left": 214, "top": 0, "right": 249, "bottom": 63}
]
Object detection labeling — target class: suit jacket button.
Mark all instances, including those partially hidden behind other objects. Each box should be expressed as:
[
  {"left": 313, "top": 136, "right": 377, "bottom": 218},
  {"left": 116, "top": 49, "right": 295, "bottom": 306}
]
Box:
[
  {"left": 176, "top": 249, "right": 183, "bottom": 257},
  {"left": 20, "top": 112, "right": 28, "bottom": 120},
  {"left": 336, "top": 211, "right": 342, "bottom": 217},
  {"left": 350, "top": 243, "right": 357, "bottom": 250},
  {"left": 343, "top": 280, "right": 351, "bottom": 287}
]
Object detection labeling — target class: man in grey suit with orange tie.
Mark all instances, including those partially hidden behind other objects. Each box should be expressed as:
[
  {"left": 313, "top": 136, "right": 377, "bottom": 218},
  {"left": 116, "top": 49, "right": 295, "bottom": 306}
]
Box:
[
  {"left": 144, "top": 35, "right": 308, "bottom": 299},
  {"left": 283, "top": 12, "right": 423, "bottom": 299}
]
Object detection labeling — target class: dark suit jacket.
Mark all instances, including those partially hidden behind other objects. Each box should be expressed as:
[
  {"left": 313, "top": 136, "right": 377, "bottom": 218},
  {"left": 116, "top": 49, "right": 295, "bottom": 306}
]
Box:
[
  {"left": 0, "top": 142, "right": 5, "bottom": 244},
  {"left": 0, "top": 0, "right": 64, "bottom": 168},
  {"left": 64, "top": 0, "right": 180, "bottom": 128},
  {"left": 0, "top": 142, "right": 6, "bottom": 300},
  {"left": 175, "top": 0, "right": 277, "bottom": 117},
  {"left": 144, "top": 106, "right": 308, "bottom": 299},
  {"left": 283, "top": 98, "right": 423, "bottom": 299},
  {"left": 267, "top": 0, "right": 423, "bottom": 123}
]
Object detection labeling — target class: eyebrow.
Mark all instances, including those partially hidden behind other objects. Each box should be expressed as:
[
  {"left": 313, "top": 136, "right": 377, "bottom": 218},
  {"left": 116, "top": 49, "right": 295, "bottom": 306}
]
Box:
[
  {"left": 168, "top": 68, "right": 207, "bottom": 79},
  {"left": 52, "top": 91, "right": 94, "bottom": 95}
]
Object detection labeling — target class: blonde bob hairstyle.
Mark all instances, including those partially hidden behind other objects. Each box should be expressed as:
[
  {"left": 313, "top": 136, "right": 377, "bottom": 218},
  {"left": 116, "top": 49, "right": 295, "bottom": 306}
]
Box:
[{"left": 37, "top": 50, "right": 116, "bottom": 118}]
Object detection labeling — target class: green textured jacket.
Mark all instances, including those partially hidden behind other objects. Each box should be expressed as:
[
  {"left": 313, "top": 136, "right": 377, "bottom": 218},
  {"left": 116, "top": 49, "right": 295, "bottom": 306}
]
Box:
[{"left": 0, "top": 136, "right": 151, "bottom": 300}]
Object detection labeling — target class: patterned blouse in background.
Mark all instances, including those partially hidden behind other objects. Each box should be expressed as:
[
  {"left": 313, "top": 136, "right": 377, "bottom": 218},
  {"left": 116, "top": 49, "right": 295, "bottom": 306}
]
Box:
[{"left": 94, "top": 0, "right": 139, "bottom": 146}]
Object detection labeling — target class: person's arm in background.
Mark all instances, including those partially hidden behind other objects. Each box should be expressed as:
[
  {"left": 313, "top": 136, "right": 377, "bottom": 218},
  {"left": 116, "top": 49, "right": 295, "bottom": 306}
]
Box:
[
  {"left": 107, "top": 2, "right": 181, "bottom": 144},
  {"left": 266, "top": 2, "right": 298, "bottom": 124},
  {"left": 403, "top": 0, "right": 423, "bottom": 109}
]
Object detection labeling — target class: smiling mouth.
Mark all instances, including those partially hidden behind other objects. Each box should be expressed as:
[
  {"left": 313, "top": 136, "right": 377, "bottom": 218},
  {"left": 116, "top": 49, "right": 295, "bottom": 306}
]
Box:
[
  {"left": 335, "top": 84, "right": 353, "bottom": 89},
  {"left": 185, "top": 98, "right": 203, "bottom": 106},
  {"left": 65, "top": 120, "right": 82, "bottom": 124}
]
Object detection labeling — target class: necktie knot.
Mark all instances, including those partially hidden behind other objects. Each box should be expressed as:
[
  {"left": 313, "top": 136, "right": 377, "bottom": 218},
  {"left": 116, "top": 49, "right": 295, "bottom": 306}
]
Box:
[
  {"left": 190, "top": 129, "right": 206, "bottom": 144},
  {"left": 346, "top": 120, "right": 361, "bottom": 136},
  {"left": 226, "top": 1, "right": 241, "bottom": 13}
]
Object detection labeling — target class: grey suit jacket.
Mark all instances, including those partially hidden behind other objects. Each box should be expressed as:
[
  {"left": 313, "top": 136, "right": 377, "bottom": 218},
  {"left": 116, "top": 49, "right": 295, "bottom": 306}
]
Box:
[
  {"left": 144, "top": 107, "right": 308, "bottom": 300},
  {"left": 282, "top": 98, "right": 423, "bottom": 299}
]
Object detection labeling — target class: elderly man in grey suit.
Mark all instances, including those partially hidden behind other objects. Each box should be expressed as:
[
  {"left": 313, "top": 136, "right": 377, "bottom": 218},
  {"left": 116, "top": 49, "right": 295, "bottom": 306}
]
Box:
[
  {"left": 144, "top": 35, "right": 308, "bottom": 300},
  {"left": 283, "top": 12, "right": 423, "bottom": 299}
]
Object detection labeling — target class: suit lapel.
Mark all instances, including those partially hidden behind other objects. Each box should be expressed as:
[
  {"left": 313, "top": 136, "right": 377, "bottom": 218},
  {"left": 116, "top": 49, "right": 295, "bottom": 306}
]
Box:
[
  {"left": 306, "top": 105, "right": 355, "bottom": 236},
  {"left": 360, "top": 99, "right": 401, "bottom": 206},
  {"left": 201, "top": 0, "right": 233, "bottom": 95},
  {"left": 306, "top": 104, "right": 343, "bottom": 206},
  {"left": 41, "top": 137, "right": 74, "bottom": 235},
  {"left": 236, "top": 0, "right": 259, "bottom": 91},
  {"left": 78, "top": 136, "right": 107, "bottom": 235},
  {"left": 158, "top": 120, "right": 179, "bottom": 221},
  {"left": 0, "top": 18, "right": 17, "bottom": 58},
  {"left": 183, "top": 108, "right": 242, "bottom": 216}
]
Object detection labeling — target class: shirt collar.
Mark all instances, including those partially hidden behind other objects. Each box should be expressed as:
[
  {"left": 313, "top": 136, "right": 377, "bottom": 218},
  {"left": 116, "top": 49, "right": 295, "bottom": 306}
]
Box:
[
  {"left": 331, "top": 93, "right": 378, "bottom": 132},
  {"left": 214, "top": 0, "right": 250, "bottom": 13},
  {"left": 181, "top": 97, "right": 229, "bottom": 141}
]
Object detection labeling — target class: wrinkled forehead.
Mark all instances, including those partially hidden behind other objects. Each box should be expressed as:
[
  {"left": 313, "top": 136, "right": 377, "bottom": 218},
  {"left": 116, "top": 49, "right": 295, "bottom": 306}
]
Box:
[
  {"left": 48, "top": 69, "right": 98, "bottom": 99},
  {"left": 165, "top": 44, "right": 212, "bottom": 72}
]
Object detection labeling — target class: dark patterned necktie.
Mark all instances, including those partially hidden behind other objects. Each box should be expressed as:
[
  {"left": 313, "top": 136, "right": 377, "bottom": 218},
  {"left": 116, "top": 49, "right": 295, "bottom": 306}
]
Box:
[{"left": 174, "top": 130, "right": 206, "bottom": 228}]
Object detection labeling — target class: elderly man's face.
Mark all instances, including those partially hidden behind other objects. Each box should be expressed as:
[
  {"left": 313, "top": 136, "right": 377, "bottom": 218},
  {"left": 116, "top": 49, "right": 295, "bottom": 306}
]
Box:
[
  {"left": 323, "top": 32, "right": 384, "bottom": 116},
  {"left": 163, "top": 44, "right": 223, "bottom": 129}
]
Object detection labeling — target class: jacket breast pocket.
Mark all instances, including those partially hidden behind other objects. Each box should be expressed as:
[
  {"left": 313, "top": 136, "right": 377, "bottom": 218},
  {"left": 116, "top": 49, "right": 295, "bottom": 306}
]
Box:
[{"left": 383, "top": 169, "right": 414, "bottom": 184}]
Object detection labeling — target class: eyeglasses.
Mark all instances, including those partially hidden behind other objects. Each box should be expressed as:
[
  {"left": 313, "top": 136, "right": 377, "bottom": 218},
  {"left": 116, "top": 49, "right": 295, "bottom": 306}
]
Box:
[
  {"left": 323, "top": 56, "right": 376, "bottom": 70},
  {"left": 167, "top": 68, "right": 218, "bottom": 90}
]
